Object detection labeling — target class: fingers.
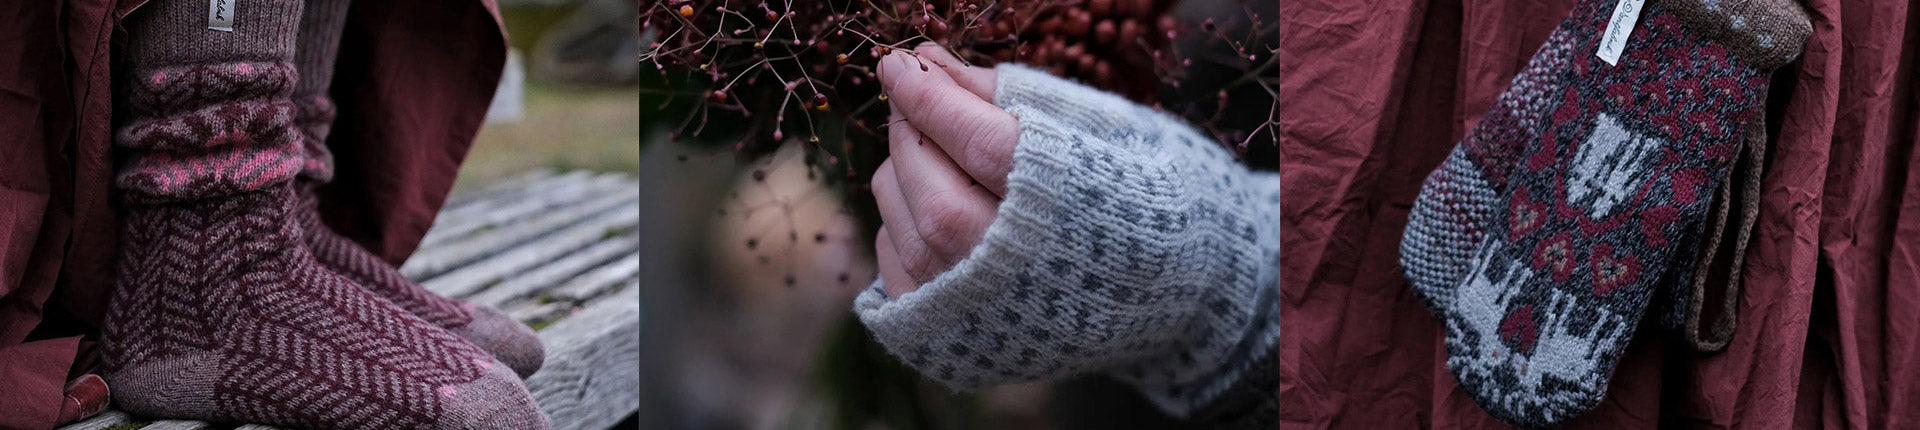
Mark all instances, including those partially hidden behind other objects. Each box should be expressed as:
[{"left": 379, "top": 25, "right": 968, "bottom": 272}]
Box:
[
  {"left": 913, "top": 43, "right": 996, "bottom": 101},
  {"left": 879, "top": 48, "right": 1018, "bottom": 196},
  {"left": 870, "top": 161, "right": 938, "bottom": 284},
  {"left": 887, "top": 112, "right": 997, "bottom": 267},
  {"left": 874, "top": 224, "right": 917, "bottom": 298}
]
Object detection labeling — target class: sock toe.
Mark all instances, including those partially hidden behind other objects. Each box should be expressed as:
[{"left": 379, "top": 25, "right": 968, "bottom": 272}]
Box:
[
  {"left": 438, "top": 359, "right": 550, "bottom": 429},
  {"left": 451, "top": 304, "right": 546, "bottom": 378}
]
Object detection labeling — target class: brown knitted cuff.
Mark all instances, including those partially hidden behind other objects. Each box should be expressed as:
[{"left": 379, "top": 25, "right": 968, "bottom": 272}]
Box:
[
  {"left": 1684, "top": 119, "right": 1768, "bottom": 352},
  {"left": 1663, "top": 0, "right": 1813, "bottom": 70}
]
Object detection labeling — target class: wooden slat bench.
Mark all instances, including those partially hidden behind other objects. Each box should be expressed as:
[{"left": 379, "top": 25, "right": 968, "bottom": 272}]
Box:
[{"left": 61, "top": 170, "right": 642, "bottom": 430}]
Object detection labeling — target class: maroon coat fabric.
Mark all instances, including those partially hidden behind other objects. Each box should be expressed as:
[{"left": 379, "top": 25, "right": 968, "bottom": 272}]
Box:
[
  {"left": 1278, "top": 0, "right": 1920, "bottom": 428},
  {"left": 0, "top": 1, "right": 504, "bottom": 428}
]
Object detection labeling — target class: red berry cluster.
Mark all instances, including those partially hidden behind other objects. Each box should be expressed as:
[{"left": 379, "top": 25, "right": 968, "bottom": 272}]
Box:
[{"left": 640, "top": 0, "right": 1274, "bottom": 187}]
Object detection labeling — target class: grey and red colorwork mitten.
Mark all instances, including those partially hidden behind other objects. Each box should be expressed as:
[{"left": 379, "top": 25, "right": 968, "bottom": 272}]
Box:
[
  {"left": 100, "top": 0, "right": 547, "bottom": 427},
  {"left": 1401, "top": 17, "right": 1581, "bottom": 314},
  {"left": 286, "top": 0, "right": 545, "bottom": 377},
  {"left": 1436, "top": 0, "right": 1808, "bottom": 426}
]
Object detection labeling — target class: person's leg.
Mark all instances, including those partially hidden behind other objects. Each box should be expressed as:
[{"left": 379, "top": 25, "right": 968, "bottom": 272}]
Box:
[
  {"left": 101, "top": 1, "right": 546, "bottom": 427},
  {"left": 288, "top": 0, "right": 545, "bottom": 378}
]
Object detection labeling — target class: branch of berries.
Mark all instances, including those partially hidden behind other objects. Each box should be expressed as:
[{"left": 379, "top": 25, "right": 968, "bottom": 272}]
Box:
[{"left": 640, "top": 0, "right": 1274, "bottom": 185}]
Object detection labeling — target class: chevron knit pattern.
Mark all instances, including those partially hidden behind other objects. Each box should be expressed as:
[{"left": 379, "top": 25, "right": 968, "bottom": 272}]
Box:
[
  {"left": 102, "top": 187, "right": 547, "bottom": 429},
  {"left": 854, "top": 64, "right": 1280, "bottom": 417},
  {"left": 295, "top": 186, "right": 547, "bottom": 378},
  {"left": 1438, "top": 0, "right": 1808, "bottom": 426},
  {"left": 116, "top": 62, "right": 305, "bottom": 202},
  {"left": 286, "top": 0, "right": 545, "bottom": 377},
  {"left": 102, "top": 0, "right": 547, "bottom": 426}
]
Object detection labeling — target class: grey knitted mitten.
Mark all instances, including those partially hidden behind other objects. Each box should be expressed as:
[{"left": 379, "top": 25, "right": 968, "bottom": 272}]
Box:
[{"left": 853, "top": 64, "right": 1280, "bottom": 416}]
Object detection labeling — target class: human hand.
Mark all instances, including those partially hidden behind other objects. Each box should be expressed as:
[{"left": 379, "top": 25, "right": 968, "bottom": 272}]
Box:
[{"left": 870, "top": 44, "right": 1015, "bottom": 298}]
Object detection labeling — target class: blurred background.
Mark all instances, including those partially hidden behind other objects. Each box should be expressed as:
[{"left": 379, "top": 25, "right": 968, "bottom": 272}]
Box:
[{"left": 465, "top": 0, "right": 643, "bottom": 192}]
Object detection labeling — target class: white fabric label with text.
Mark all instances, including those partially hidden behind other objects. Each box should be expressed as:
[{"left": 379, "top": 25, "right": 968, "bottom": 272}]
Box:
[
  {"left": 208, "top": 0, "right": 234, "bottom": 32},
  {"left": 1596, "top": 0, "right": 1646, "bottom": 65}
]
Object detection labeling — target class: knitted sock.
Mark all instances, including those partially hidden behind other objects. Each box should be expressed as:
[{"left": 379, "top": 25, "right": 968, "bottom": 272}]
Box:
[
  {"left": 1401, "top": 24, "right": 1579, "bottom": 314},
  {"left": 1440, "top": 0, "right": 1807, "bottom": 426},
  {"left": 295, "top": 187, "right": 547, "bottom": 378},
  {"left": 101, "top": 1, "right": 547, "bottom": 427},
  {"left": 289, "top": 0, "right": 546, "bottom": 377},
  {"left": 292, "top": 0, "right": 346, "bottom": 182},
  {"left": 855, "top": 64, "right": 1280, "bottom": 416}
]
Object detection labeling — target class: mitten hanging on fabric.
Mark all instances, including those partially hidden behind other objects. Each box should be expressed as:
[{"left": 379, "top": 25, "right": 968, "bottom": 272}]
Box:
[
  {"left": 1401, "top": 18, "right": 1582, "bottom": 314},
  {"left": 1438, "top": 0, "right": 1808, "bottom": 426},
  {"left": 287, "top": 0, "right": 545, "bottom": 377},
  {"left": 854, "top": 64, "right": 1280, "bottom": 417},
  {"left": 99, "top": 0, "right": 546, "bottom": 427},
  {"left": 1648, "top": 119, "right": 1761, "bottom": 333},
  {"left": 1674, "top": 120, "right": 1768, "bottom": 352}
]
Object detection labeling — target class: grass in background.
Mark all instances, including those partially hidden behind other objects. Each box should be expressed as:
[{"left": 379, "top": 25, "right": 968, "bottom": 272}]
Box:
[
  {"left": 457, "top": 1, "right": 640, "bottom": 191},
  {"left": 458, "top": 82, "right": 641, "bottom": 191}
]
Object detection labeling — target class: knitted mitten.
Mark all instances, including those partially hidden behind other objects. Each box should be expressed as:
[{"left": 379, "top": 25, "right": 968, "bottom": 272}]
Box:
[
  {"left": 100, "top": 1, "right": 547, "bottom": 427},
  {"left": 289, "top": 0, "right": 545, "bottom": 377},
  {"left": 1439, "top": 0, "right": 1808, "bottom": 426},
  {"left": 1400, "top": 23, "right": 1579, "bottom": 314},
  {"left": 1675, "top": 121, "right": 1767, "bottom": 352},
  {"left": 853, "top": 64, "right": 1280, "bottom": 416}
]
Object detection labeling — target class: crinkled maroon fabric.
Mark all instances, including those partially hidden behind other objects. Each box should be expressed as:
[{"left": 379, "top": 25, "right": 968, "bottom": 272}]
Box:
[
  {"left": 1278, "top": 0, "right": 1920, "bottom": 427},
  {"left": 0, "top": 1, "right": 504, "bottom": 428}
]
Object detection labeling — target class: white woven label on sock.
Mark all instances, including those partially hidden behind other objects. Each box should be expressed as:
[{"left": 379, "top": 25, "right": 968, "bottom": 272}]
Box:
[
  {"left": 207, "top": 0, "right": 234, "bottom": 32},
  {"left": 1596, "top": 0, "right": 1645, "bottom": 65}
]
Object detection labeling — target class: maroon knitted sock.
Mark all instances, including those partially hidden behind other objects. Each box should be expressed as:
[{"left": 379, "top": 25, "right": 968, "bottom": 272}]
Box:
[
  {"left": 291, "top": 0, "right": 346, "bottom": 181},
  {"left": 288, "top": 0, "right": 545, "bottom": 378},
  {"left": 102, "top": 0, "right": 547, "bottom": 427},
  {"left": 106, "top": 187, "right": 546, "bottom": 429},
  {"left": 295, "top": 186, "right": 547, "bottom": 378}
]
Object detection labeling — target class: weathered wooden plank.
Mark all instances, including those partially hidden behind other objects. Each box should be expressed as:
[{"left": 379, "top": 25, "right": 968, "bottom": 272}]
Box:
[
  {"left": 138, "top": 420, "right": 211, "bottom": 430},
  {"left": 440, "top": 169, "right": 557, "bottom": 209},
  {"left": 425, "top": 171, "right": 599, "bottom": 246},
  {"left": 438, "top": 169, "right": 584, "bottom": 218},
  {"left": 420, "top": 173, "right": 630, "bottom": 249},
  {"left": 56, "top": 410, "right": 132, "bottom": 430},
  {"left": 525, "top": 283, "right": 640, "bottom": 430},
  {"left": 465, "top": 238, "right": 639, "bottom": 309},
  {"left": 508, "top": 302, "right": 574, "bottom": 327},
  {"left": 420, "top": 205, "right": 639, "bottom": 298},
  {"left": 421, "top": 174, "right": 627, "bottom": 247},
  {"left": 403, "top": 188, "right": 638, "bottom": 280},
  {"left": 547, "top": 253, "right": 640, "bottom": 302}
]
